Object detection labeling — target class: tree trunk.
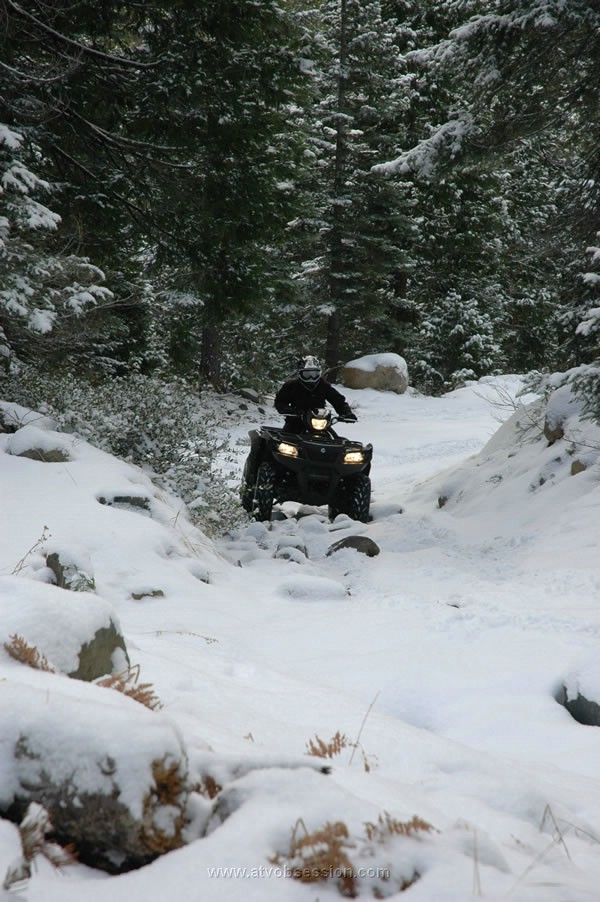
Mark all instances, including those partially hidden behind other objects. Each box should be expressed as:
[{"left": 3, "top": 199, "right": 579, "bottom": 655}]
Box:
[
  {"left": 199, "top": 319, "right": 222, "bottom": 389},
  {"left": 325, "top": 0, "right": 348, "bottom": 372},
  {"left": 325, "top": 309, "right": 342, "bottom": 371}
]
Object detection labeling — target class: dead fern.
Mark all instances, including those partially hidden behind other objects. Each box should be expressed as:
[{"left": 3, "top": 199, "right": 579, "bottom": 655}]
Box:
[
  {"left": 95, "top": 663, "right": 162, "bottom": 711},
  {"left": 196, "top": 775, "right": 222, "bottom": 799},
  {"left": 4, "top": 634, "right": 55, "bottom": 672},
  {"left": 271, "top": 818, "right": 357, "bottom": 898},
  {"left": 306, "top": 731, "right": 375, "bottom": 772},
  {"left": 364, "top": 812, "right": 434, "bottom": 843},
  {"left": 272, "top": 811, "right": 435, "bottom": 898},
  {"left": 306, "top": 731, "right": 350, "bottom": 759},
  {"left": 3, "top": 802, "right": 76, "bottom": 891},
  {"left": 141, "top": 757, "right": 187, "bottom": 854}
]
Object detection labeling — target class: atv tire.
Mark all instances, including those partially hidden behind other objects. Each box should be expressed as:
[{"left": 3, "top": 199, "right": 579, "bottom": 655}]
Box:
[
  {"left": 252, "top": 462, "right": 276, "bottom": 522},
  {"left": 240, "top": 455, "right": 258, "bottom": 513},
  {"left": 329, "top": 474, "right": 371, "bottom": 523}
]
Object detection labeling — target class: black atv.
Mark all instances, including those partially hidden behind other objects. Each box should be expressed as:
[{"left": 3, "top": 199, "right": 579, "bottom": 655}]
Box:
[{"left": 240, "top": 407, "right": 373, "bottom": 522}]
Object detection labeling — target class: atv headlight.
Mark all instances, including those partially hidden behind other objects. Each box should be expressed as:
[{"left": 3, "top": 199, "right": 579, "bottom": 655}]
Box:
[
  {"left": 278, "top": 441, "right": 299, "bottom": 458},
  {"left": 344, "top": 449, "right": 365, "bottom": 464},
  {"left": 310, "top": 415, "right": 329, "bottom": 431}
]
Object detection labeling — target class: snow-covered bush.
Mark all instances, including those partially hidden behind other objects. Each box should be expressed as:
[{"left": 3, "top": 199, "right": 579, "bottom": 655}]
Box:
[{"left": 3, "top": 369, "right": 243, "bottom": 533}]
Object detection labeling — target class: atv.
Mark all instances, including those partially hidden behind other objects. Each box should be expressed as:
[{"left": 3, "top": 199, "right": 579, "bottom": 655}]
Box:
[{"left": 240, "top": 407, "right": 373, "bottom": 523}]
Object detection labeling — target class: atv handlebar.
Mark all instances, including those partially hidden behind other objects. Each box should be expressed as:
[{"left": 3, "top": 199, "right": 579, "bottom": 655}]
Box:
[{"left": 276, "top": 406, "right": 357, "bottom": 423}]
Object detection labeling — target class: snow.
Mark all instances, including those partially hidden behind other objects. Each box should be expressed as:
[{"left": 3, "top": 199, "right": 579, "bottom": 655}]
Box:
[
  {"left": 345, "top": 352, "right": 408, "bottom": 377},
  {"left": 2, "top": 375, "right": 600, "bottom": 899}
]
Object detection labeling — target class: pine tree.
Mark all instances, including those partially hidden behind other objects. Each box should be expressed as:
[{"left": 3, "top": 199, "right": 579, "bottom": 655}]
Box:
[
  {"left": 129, "top": 0, "right": 314, "bottom": 386},
  {"left": 293, "top": 0, "right": 418, "bottom": 371},
  {"left": 376, "top": 0, "right": 600, "bottom": 391},
  {"left": 0, "top": 123, "right": 112, "bottom": 372}
]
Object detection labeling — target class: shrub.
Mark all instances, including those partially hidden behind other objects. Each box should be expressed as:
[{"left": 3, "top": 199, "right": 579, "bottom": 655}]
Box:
[{"left": 2, "top": 368, "right": 244, "bottom": 534}]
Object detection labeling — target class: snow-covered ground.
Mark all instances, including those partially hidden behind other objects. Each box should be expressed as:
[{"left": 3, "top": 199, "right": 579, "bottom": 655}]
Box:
[{"left": 1, "top": 375, "right": 600, "bottom": 901}]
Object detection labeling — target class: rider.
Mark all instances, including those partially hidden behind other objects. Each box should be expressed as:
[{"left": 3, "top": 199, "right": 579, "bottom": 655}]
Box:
[{"left": 275, "top": 355, "right": 357, "bottom": 432}]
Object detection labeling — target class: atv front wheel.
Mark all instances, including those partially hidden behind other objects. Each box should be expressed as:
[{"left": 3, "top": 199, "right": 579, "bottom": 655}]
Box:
[
  {"left": 252, "top": 462, "right": 276, "bottom": 521},
  {"left": 240, "top": 455, "right": 257, "bottom": 513},
  {"left": 329, "top": 474, "right": 371, "bottom": 523},
  {"left": 347, "top": 474, "right": 371, "bottom": 522}
]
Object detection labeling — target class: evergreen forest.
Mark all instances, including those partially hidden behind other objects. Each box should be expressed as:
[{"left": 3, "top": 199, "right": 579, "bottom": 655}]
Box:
[{"left": 1, "top": 0, "right": 599, "bottom": 410}]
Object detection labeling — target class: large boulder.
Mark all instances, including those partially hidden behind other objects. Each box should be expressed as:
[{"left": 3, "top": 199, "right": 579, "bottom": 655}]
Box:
[
  {"left": 343, "top": 353, "right": 409, "bottom": 394},
  {"left": 0, "top": 576, "right": 129, "bottom": 680},
  {"left": 0, "top": 677, "right": 190, "bottom": 872}
]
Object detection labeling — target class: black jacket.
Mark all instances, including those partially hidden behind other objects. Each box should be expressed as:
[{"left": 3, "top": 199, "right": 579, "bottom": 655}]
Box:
[{"left": 275, "top": 377, "right": 353, "bottom": 431}]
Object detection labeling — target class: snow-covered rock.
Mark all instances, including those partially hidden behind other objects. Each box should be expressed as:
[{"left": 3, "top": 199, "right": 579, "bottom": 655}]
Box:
[
  {"left": 343, "top": 353, "right": 409, "bottom": 393},
  {"left": 0, "top": 675, "right": 190, "bottom": 873},
  {"left": 562, "top": 654, "right": 600, "bottom": 727},
  {"left": 0, "top": 576, "right": 128, "bottom": 679}
]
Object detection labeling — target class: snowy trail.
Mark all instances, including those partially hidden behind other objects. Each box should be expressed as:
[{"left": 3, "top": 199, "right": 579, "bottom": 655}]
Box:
[
  {"left": 212, "top": 378, "right": 600, "bottom": 807},
  {"left": 5, "top": 376, "right": 600, "bottom": 902}
]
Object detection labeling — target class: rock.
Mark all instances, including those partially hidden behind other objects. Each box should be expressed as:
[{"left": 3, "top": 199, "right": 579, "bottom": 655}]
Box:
[
  {"left": 561, "top": 687, "right": 600, "bottom": 727},
  {"left": 571, "top": 459, "right": 588, "bottom": 476},
  {"left": 98, "top": 494, "right": 151, "bottom": 511},
  {"left": 69, "top": 623, "right": 130, "bottom": 682},
  {"left": 18, "top": 447, "right": 70, "bottom": 462},
  {"left": 0, "top": 681, "right": 190, "bottom": 873},
  {"left": 560, "top": 654, "right": 600, "bottom": 727},
  {"left": 326, "top": 535, "right": 380, "bottom": 557},
  {"left": 0, "top": 575, "right": 128, "bottom": 681},
  {"left": 543, "top": 419, "right": 564, "bottom": 445},
  {"left": 5, "top": 425, "right": 72, "bottom": 461},
  {"left": 46, "top": 550, "right": 96, "bottom": 593},
  {"left": 131, "top": 589, "right": 166, "bottom": 600},
  {"left": 343, "top": 353, "right": 409, "bottom": 394},
  {"left": 274, "top": 547, "right": 307, "bottom": 564},
  {"left": 238, "top": 388, "right": 261, "bottom": 404},
  {"left": 543, "top": 385, "right": 581, "bottom": 445}
]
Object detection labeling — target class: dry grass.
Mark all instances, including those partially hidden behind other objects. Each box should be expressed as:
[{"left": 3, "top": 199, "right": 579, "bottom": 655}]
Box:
[
  {"left": 3, "top": 802, "right": 76, "bottom": 891},
  {"left": 96, "top": 663, "right": 163, "bottom": 711},
  {"left": 11, "top": 526, "right": 50, "bottom": 575},
  {"left": 4, "top": 634, "right": 55, "bottom": 672}
]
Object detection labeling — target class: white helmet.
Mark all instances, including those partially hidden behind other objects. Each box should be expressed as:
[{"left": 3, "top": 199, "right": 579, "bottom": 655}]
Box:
[{"left": 297, "top": 355, "right": 321, "bottom": 389}]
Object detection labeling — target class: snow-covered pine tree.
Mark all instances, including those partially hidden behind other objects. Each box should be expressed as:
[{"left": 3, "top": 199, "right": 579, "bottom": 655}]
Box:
[
  {"left": 0, "top": 124, "right": 112, "bottom": 372},
  {"left": 375, "top": 0, "right": 600, "bottom": 392},
  {"left": 129, "top": 0, "right": 314, "bottom": 387},
  {"left": 293, "top": 0, "right": 418, "bottom": 371}
]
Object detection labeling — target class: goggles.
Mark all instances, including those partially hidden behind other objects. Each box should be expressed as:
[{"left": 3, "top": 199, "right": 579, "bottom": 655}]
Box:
[{"left": 299, "top": 368, "right": 320, "bottom": 383}]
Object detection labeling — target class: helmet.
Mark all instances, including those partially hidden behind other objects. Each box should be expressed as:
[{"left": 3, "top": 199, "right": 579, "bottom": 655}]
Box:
[{"left": 297, "top": 355, "right": 321, "bottom": 389}]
